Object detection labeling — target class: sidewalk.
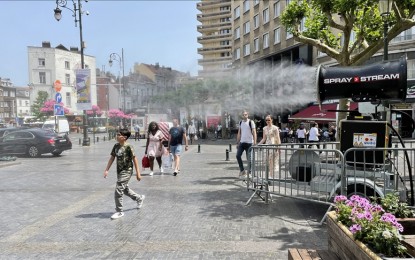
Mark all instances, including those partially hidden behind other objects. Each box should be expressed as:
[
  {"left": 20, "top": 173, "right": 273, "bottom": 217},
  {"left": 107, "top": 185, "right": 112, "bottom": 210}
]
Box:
[{"left": 0, "top": 137, "right": 329, "bottom": 259}]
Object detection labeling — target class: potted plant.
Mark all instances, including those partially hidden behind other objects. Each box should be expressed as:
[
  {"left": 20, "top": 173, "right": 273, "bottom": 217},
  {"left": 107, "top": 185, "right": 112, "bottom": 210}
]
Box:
[{"left": 329, "top": 194, "right": 411, "bottom": 259}]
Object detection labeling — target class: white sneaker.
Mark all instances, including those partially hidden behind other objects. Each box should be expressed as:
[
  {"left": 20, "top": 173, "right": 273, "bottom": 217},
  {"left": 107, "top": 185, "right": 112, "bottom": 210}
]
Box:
[
  {"left": 110, "top": 212, "right": 124, "bottom": 220},
  {"left": 239, "top": 170, "right": 247, "bottom": 179},
  {"left": 149, "top": 171, "right": 153, "bottom": 176},
  {"left": 160, "top": 167, "right": 164, "bottom": 173},
  {"left": 137, "top": 195, "right": 145, "bottom": 209}
]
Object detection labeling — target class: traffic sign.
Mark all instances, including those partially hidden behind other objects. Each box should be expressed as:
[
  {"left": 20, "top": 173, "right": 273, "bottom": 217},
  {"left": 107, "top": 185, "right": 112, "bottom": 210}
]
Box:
[
  {"left": 54, "top": 104, "right": 64, "bottom": 116},
  {"left": 55, "top": 93, "right": 62, "bottom": 103},
  {"left": 54, "top": 80, "right": 62, "bottom": 92}
]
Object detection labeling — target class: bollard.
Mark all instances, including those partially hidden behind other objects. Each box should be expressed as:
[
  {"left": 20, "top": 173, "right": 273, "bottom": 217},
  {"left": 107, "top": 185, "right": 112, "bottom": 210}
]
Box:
[
  {"left": 104, "top": 136, "right": 106, "bottom": 142},
  {"left": 225, "top": 149, "right": 229, "bottom": 161},
  {"left": 229, "top": 143, "right": 232, "bottom": 152},
  {"left": 97, "top": 136, "right": 99, "bottom": 143},
  {"left": 198, "top": 144, "right": 201, "bottom": 153},
  {"left": 79, "top": 138, "right": 81, "bottom": 145}
]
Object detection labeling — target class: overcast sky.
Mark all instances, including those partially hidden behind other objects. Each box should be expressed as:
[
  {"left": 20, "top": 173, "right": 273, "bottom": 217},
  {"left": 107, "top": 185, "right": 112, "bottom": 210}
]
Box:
[{"left": 0, "top": 0, "right": 201, "bottom": 86}]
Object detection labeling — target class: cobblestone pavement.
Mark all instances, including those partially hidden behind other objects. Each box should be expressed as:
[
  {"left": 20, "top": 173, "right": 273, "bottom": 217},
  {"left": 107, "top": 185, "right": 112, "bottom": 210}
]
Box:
[{"left": 0, "top": 134, "right": 329, "bottom": 259}]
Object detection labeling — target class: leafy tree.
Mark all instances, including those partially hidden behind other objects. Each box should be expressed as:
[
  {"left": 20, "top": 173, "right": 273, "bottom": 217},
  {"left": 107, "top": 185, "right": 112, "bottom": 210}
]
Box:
[
  {"left": 31, "top": 91, "right": 49, "bottom": 121},
  {"left": 281, "top": 0, "right": 415, "bottom": 124}
]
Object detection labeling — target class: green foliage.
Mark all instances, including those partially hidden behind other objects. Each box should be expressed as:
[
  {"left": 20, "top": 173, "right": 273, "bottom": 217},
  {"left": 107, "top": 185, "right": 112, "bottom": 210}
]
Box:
[
  {"left": 374, "top": 192, "right": 415, "bottom": 218},
  {"left": 31, "top": 91, "right": 49, "bottom": 122},
  {"left": 281, "top": 0, "right": 415, "bottom": 65}
]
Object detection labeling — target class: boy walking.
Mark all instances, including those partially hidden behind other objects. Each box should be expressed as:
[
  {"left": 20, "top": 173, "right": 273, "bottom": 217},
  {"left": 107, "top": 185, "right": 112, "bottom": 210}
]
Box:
[{"left": 104, "top": 128, "right": 145, "bottom": 220}]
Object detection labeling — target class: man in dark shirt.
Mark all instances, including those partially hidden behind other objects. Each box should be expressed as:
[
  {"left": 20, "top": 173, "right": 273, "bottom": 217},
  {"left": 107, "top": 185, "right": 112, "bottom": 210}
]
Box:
[{"left": 167, "top": 118, "right": 188, "bottom": 176}]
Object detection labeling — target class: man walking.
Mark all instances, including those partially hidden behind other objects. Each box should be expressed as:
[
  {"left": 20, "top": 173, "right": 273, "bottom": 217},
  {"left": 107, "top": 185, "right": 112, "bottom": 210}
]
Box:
[
  {"left": 236, "top": 111, "right": 257, "bottom": 179},
  {"left": 168, "top": 118, "right": 188, "bottom": 176}
]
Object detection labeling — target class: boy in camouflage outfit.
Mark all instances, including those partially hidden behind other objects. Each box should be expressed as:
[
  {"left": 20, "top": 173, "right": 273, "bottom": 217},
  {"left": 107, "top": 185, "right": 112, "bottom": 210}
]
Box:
[{"left": 104, "top": 128, "right": 145, "bottom": 220}]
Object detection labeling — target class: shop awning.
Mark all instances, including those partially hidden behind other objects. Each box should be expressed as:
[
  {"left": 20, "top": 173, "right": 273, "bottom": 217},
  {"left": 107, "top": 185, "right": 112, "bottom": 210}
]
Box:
[{"left": 289, "top": 103, "right": 358, "bottom": 122}]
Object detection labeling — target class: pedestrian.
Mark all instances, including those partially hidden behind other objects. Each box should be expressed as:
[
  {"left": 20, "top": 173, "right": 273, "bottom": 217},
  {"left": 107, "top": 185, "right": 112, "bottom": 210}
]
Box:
[
  {"left": 216, "top": 123, "right": 222, "bottom": 139},
  {"left": 236, "top": 110, "right": 257, "bottom": 179},
  {"left": 168, "top": 118, "right": 189, "bottom": 176},
  {"left": 258, "top": 115, "right": 281, "bottom": 178},
  {"left": 134, "top": 124, "right": 140, "bottom": 141},
  {"left": 103, "top": 128, "right": 145, "bottom": 220},
  {"left": 187, "top": 122, "right": 196, "bottom": 144},
  {"left": 308, "top": 122, "right": 321, "bottom": 151},
  {"left": 144, "top": 121, "right": 164, "bottom": 176},
  {"left": 328, "top": 125, "right": 337, "bottom": 141},
  {"left": 296, "top": 123, "right": 308, "bottom": 148}
]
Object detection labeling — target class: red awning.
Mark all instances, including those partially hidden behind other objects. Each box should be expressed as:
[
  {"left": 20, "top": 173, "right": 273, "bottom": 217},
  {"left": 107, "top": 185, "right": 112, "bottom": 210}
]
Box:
[{"left": 290, "top": 103, "right": 358, "bottom": 122}]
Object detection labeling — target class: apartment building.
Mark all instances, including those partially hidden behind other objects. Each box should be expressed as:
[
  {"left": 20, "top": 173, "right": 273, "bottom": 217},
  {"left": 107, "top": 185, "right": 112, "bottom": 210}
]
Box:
[
  {"left": 197, "top": 0, "right": 233, "bottom": 77},
  {"left": 231, "top": 0, "right": 311, "bottom": 69},
  {"left": 0, "top": 78, "right": 16, "bottom": 125},
  {"left": 27, "top": 41, "right": 97, "bottom": 115},
  {"left": 15, "top": 87, "right": 31, "bottom": 118}
]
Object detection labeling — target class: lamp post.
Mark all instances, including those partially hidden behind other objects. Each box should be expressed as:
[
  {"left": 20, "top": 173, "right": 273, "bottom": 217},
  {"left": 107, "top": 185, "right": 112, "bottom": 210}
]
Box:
[
  {"left": 109, "top": 49, "right": 125, "bottom": 115},
  {"left": 379, "top": 0, "right": 394, "bottom": 61},
  {"left": 54, "top": 0, "right": 90, "bottom": 146}
]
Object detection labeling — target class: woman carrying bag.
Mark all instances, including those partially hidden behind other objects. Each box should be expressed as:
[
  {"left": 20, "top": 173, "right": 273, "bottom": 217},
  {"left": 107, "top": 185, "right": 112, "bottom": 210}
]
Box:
[{"left": 144, "top": 121, "right": 164, "bottom": 176}]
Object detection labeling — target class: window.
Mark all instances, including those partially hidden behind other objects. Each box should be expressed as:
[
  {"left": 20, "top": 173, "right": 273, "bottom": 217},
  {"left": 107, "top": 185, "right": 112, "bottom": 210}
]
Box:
[
  {"left": 254, "top": 0, "right": 260, "bottom": 6},
  {"left": 234, "top": 6, "right": 240, "bottom": 19},
  {"left": 234, "top": 27, "right": 241, "bottom": 39},
  {"left": 253, "top": 14, "right": 259, "bottom": 29},
  {"left": 65, "top": 61, "right": 70, "bottom": 69},
  {"left": 243, "top": 43, "right": 250, "bottom": 56},
  {"left": 254, "top": 38, "right": 259, "bottom": 53},
  {"left": 263, "top": 8, "right": 269, "bottom": 24},
  {"left": 263, "top": 33, "right": 269, "bottom": 49},
  {"left": 38, "top": 58, "right": 45, "bottom": 66},
  {"left": 243, "top": 21, "right": 250, "bottom": 35},
  {"left": 220, "top": 40, "right": 230, "bottom": 46},
  {"left": 66, "top": 92, "right": 71, "bottom": 107},
  {"left": 286, "top": 30, "right": 293, "bottom": 39},
  {"left": 408, "top": 60, "right": 415, "bottom": 79},
  {"left": 39, "top": 72, "right": 46, "bottom": 84},
  {"left": 274, "top": 1, "right": 281, "bottom": 18},
  {"left": 234, "top": 48, "right": 241, "bottom": 60},
  {"left": 243, "top": 0, "right": 250, "bottom": 12},
  {"left": 274, "top": 27, "right": 281, "bottom": 44},
  {"left": 65, "top": 74, "right": 71, "bottom": 86}
]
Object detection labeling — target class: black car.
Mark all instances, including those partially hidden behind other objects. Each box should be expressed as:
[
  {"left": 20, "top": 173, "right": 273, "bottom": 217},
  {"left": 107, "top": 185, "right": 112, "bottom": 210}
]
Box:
[
  {"left": 0, "top": 128, "right": 72, "bottom": 157},
  {"left": 0, "top": 127, "right": 29, "bottom": 138}
]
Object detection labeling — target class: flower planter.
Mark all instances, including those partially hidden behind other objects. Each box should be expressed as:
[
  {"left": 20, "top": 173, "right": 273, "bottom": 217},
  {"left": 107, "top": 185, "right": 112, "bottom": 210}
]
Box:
[
  {"left": 398, "top": 219, "right": 415, "bottom": 257},
  {"left": 327, "top": 211, "right": 381, "bottom": 260},
  {"left": 328, "top": 212, "right": 415, "bottom": 259}
]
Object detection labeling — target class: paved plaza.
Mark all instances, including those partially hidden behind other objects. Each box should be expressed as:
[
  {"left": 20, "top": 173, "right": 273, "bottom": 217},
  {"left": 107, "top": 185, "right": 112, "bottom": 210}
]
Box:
[{"left": 0, "top": 134, "right": 329, "bottom": 259}]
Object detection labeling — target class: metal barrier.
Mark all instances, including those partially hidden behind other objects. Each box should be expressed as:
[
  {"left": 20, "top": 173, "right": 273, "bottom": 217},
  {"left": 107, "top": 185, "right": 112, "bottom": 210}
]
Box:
[{"left": 246, "top": 142, "right": 415, "bottom": 223}]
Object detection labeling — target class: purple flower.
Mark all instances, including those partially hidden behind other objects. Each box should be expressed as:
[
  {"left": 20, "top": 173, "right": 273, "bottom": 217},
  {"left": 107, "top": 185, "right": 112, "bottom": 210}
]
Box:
[
  {"left": 364, "top": 212, "right": 373, "bottom": 221},
  {"left": 334, "top": 195, "right": 348, "bottom": 203},
  {"left": 350, "top": 224, "right": 362, "bottom": 234}
]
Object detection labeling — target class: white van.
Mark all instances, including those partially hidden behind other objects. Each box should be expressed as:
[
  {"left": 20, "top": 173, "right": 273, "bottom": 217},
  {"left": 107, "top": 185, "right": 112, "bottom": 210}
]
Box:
[{"left": 42, "top": 118, "right": 70, "bottom": 134}]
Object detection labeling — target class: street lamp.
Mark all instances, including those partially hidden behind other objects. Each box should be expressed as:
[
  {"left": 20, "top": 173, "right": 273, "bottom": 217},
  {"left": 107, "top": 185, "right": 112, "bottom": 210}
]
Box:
[
  {"left": 54, "top": 0, "right": 89, "bottom": 146},
  {"left": 379, "top": 0, "right": 394, "bottom": 61},
  {"left": 108, "top": 48, "right": 126, "bottom": 114}
]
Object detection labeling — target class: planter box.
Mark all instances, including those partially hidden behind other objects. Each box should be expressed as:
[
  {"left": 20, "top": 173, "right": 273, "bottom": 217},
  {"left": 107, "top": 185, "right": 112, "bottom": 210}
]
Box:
[
  {"left": 327, "top": 212, "right": 415, "bottom": 259},
  {"left": 327, "top": 211, "right": 381, "bottom": 260}
]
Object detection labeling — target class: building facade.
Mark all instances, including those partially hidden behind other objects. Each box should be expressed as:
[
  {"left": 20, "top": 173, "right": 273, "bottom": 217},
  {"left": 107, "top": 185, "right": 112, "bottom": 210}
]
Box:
[
  {"left": 0, "top": 78, "right": 16, "bottom": 126},
  {"left": 27, "top": 41, "right": 97, "bottom": 115},
  {"left": 197, "top": 0, "right": 233, "bottom": 77}
]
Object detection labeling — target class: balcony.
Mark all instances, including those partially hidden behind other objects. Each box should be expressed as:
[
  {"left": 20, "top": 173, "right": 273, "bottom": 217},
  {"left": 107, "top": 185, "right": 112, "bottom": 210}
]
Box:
[
  {"left": 197, "top": 10, "right": 231, "bottom": 22},
  {"left": 197, "top": 33, "right": 232, "bottom": 43},
  {"left": 198, "top": 56, "right": 232, "bottom": 64},
  {"left": 197, "top": 1, "right": 230, "bottom": 11},
  {"left": 197, "top": 22, "right": 231, "bottom": 33},
  {"left": 197, "top": 46, "right": 231, "bottom": 54}
]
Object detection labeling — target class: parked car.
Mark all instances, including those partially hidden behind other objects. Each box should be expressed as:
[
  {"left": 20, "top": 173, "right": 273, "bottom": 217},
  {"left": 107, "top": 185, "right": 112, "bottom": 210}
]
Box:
[
  {"left": 0, "top": 128, "right": 72, "bottom": 157},
  {"left": 87, "top": 126, "right": 107, "bottom": 133},
  {"left": 0, "top": 127, "right": 29, "bottom": 138}
]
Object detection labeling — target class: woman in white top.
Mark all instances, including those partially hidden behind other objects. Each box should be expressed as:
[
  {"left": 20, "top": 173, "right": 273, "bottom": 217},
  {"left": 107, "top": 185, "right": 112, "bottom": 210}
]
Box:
[
  {"left": 258, "top": 115, "right": 281, "bottom": 178},
  {"left": 296, "top": 124, "right": 308, "bottom": 148},
  {"left": 308, "top": 122, "right": 321, "bottom": 150}
]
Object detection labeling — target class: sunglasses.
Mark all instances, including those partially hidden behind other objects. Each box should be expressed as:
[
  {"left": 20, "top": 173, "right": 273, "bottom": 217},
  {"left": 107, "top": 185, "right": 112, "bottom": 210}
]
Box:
[{"left": 266, "top": 119, "right": 271, "bottom": 122}]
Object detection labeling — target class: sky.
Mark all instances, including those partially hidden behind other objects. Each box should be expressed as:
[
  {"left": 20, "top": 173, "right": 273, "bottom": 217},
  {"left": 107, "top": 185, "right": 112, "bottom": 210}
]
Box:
[{"left": 0, "top": 0, "right": 201, "bottom": 86}]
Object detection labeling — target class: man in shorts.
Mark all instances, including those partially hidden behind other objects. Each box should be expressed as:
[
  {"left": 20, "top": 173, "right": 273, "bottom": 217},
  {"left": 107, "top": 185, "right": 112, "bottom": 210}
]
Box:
[{"left": 167, "top": 118, "right": 188, "bottom": 176}]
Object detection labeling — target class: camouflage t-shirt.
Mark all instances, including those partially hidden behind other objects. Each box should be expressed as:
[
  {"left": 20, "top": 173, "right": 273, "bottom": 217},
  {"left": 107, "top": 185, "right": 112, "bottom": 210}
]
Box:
[{"left": 110, "top": 143, "right": 136, "bottom": 173}]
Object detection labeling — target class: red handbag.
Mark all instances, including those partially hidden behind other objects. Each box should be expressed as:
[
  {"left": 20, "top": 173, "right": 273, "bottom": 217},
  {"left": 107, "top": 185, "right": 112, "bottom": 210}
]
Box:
[{"left": 142, "top": 156, "right": 150, "bottom": 169}]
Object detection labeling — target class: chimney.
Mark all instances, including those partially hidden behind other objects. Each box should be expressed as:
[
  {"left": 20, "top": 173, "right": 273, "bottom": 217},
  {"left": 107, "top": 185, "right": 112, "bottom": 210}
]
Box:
[
  {"left": 42, "top": 41, "right": 51, "bottom": 48},
  {"left": 70, "top": 47, "right": 79, "bottom": 52}
]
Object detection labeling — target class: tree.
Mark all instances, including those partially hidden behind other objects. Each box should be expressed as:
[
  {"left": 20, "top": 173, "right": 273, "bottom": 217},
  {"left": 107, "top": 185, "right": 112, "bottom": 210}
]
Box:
[
  {"left": 31, "top": 91, "right": 49, "bottom": 121},
  {"left": 281, "top": 0, "right": 415, "bottom": 124}
]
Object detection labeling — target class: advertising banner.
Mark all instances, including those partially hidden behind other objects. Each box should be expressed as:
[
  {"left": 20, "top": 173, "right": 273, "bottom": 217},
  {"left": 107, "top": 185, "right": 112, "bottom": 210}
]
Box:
[{"left": 76, "top": 69, "right": 92, "bottom": 110}]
